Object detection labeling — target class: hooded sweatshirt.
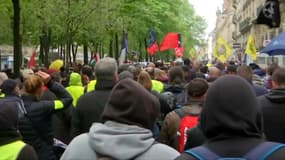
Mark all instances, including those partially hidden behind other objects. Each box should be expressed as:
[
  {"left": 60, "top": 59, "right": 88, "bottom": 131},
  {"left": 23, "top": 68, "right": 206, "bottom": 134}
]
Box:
[
  {"left": 176, "top": 76, "right": 285, "bottom": 160},
  {"left": 258, "top": 88, "right": 285, "bottom": 142},
  {"left": 61, "top": 78, "right": 179, "bottom": 160},
  {"left": 66, "top": 72, "right": 84, "bottom": 107},
  {"left": 0, "top": 101, "right": 37, "bottom": 160}
]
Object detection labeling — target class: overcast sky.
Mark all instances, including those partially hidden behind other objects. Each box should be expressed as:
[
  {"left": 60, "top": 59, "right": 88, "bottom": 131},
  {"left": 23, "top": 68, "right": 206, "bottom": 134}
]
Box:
[{"left": 188, "top": 0, "right": 223, "bottom": 36}]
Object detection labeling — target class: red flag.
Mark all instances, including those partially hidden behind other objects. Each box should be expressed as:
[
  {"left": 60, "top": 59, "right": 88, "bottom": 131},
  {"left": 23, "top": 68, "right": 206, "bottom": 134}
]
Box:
[
  {"left": 28, "top": 51, "right": 36, "bottom": 68},
  {"left": 148, "top": 43, "right": 159, "bottom": 56},
  {"left": 160, "top": 33, "right": 179, "bottom": 51}
]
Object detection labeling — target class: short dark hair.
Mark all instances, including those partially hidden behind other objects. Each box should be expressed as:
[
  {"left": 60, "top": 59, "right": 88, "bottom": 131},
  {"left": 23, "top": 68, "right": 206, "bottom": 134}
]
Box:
[
  {"left": 187, "top": 78, "right": 209, "bottom": 97},
  {"left": 272, "top": 68, "right": 285, "bottom": 85},
  {"left": 168, "top": 66, "right": 184, "bottom": 84}
]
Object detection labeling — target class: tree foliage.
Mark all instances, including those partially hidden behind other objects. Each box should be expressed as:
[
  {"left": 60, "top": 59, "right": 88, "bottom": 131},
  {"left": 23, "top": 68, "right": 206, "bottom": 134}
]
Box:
[{"left": 0, "top": 0, "right": 207, "bottom": 66}]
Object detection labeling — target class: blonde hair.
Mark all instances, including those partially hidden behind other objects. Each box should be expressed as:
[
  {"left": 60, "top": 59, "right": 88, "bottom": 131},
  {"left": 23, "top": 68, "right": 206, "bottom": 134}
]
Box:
[
  {"left": 137, "top": 71, "right": 152, "bottom": 91},
  {"left": 24, "top": 75, "right": 43, "bottom": 95}
]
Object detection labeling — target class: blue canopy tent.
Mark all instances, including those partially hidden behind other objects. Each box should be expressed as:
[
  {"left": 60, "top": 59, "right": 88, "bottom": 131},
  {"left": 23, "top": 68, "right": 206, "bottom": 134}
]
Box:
[{"left": 261, "top": 32, "right": 285, "bottom": 56}]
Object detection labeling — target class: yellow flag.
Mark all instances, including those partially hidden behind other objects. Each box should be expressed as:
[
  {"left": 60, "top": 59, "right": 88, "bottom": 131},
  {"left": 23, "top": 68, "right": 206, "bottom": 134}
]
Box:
[
  {"left": 214, "top": 37, "right": 232, "bottom": 63},
  {"left": 245, "top": 35, "right": 257, "bottom": 60}
]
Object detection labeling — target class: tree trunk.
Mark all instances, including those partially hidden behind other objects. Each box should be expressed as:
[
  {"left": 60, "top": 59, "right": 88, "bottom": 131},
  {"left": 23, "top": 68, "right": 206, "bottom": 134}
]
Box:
[
  {"left": 71, "top": 43, "right": 78, "bottom": 63},
  {"left": 83, "top": 44, "right": 88, "bottom": 64},
  {"left": 12, "top": 0, "right": 21, "bottom": 77},
  {"left": 144, "top": 38, "right": 148, "bottom": 62},
  {"left": 44, "top": 28, "right": 51, "bottom": 67},
  {"left": 115, "top": 33, "right": 119, "bottom": 61},
  {"left": 109, "top": 39, "right": 113, "bottom": 58}
]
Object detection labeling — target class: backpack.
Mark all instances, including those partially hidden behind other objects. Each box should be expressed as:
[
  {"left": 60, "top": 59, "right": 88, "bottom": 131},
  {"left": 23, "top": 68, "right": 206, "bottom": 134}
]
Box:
[
  {"left": 184, "top": 141, "right": 285, "bottom": 160},
  {"left": 175, "top": 109, "right": 199, "bottom": 153}
]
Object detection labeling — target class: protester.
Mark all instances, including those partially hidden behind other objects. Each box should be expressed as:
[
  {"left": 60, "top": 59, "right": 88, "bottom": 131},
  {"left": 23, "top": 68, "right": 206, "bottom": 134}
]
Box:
[
  {"left": 18, "top": 71, "right": 72, "bottom": 160},
  {"left": 176, "top": 75, "right": 285, "bottom": 160},
  {"left": 65, "top": 72, "right": 84, "bottom": 107},
  {"left": 164, "top": 66, "right": 188, "bottom": 107},
  {"left": 258, "top": 68, "right": 285, "bottom": 143},
  {"left": 61, "top": 79, "right": 179, "bottom": 160},
  {"left": 71, "top": 57, "right": 118, "bottom": 137},
  {"left": 237, "top": 65, "right": 268, "bottom": 96},
  {"left": 0, "top": 79, "right": 26, "bottom": 117},
  {"left": 159, "top": 78, "right": 208, "bottom": 152},
  {"left": 0, "top": 101, "right": 37, "bottom": 160}
]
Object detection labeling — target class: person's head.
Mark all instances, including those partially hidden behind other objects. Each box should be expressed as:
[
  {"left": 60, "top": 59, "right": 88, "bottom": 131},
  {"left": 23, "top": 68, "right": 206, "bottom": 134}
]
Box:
[
  {"left": 168, "top": 66, "right": 185, "bottom": 84},
  {"left": 23, "top": 75, "right": 44, "bottom": 97},
  {"left": 272, "top": 68, "right": 285, "bottom": 89},
  {"left": 267, "top": 63, "right": 280, "bottom": 76},
  {"left": 200, "top": 75, "right": 263, "bottom": 140},
  {"left": 187, "top": 78, "right": 209, "bottom": 99},
  {"left": 0, "top": 72, "right": 8, "bottom": 86},
  {"left": 226, "top": 65, "right": 237, "bottom": 75},
  {"left": 118, "top": 71, "right": 134, "bottom": 81},
  {"left": 237, "top": 65, "right": 253, "bottom": 82},
  {"left": 0, "top": 79, "right": 20, "bottom": 96},
  {"left": 95, "top": 57, "right": 118, "bottom": 82},
  {"left": 118, "top": 64, "right": 130, "bottom": 74},
  {"left": 102, "top": 78, "right": 160, "bottom": 130},
  {"left": 82, "top": 65, "right": 94, "bottom": 80},
  {"left": 0, "top": 101, "right": 19, "bottom": 132},
  {"left": 137, "top": 71, "right": 152, "bottom": 91},
  {"left": 69, "top": 72, "right": 82, "bottom": 86},
  {"left": 145, "top": 67, "right": 155, "bottom": 79},
  {"left": 128, "top": 65, "right": 141, "bottom": 81},
  {"left": 207, "top": 67, "right": 221, "bottom": 82}
]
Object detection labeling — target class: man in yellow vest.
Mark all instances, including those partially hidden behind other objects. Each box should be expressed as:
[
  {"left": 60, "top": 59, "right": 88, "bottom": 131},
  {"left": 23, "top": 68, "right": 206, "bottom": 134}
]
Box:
[
  {"left": 0, "top": 100, "right": 37, "bottom": 160},
  {"left": 66, "top": 72, "right": 85, "bottom": 107}
]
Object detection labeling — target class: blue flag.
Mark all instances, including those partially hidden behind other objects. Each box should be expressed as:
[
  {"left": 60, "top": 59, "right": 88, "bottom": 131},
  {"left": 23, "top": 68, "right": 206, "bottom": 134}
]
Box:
[{"left": 119, "top": 31, "right": 128, "bottom": 65}]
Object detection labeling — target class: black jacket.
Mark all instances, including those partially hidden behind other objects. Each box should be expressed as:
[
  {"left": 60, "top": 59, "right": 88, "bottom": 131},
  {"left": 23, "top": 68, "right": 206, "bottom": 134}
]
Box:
[
  {"left": 71, "top": 80, "right": 115, "bottom": 137},
  {"left": 176, "top": 76, "right": 285, "bottom": 160},
  {"left": 0, "top": 98, "right": 37, "bottom": 160},
  {"left": 19, "top": 81, "right": 72, "bottom": 160},
  {"left": 258, "top": 89, "right": 285, "bottom": 143}
]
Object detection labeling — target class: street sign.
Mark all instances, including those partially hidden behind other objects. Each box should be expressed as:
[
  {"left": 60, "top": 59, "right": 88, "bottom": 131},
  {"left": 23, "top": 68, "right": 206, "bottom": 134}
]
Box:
[{"left": 232, "top": 43, "right": 241, "bottom": 49}]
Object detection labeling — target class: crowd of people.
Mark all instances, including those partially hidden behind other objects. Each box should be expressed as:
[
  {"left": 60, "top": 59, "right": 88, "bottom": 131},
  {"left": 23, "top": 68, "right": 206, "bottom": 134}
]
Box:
[{"left": 0, "top": 57, "right": 285, "bottom": 160}]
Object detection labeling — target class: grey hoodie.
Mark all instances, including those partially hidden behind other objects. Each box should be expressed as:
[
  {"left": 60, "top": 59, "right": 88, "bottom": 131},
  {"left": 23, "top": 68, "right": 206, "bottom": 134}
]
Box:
[{"left": 61, "top": 121, "right": 179, "bottom": 160}]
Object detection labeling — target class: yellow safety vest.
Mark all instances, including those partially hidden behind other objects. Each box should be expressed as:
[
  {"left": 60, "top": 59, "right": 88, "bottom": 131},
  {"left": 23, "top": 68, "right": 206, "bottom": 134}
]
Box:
[
  {"left": 87, "top": 80, "right": 97, "bottom": 93},
  {"left": 0, "top": 140, "right": 26, "bottom": 160},
  {"left": 66, "top": 86, "right": 85, "bottom": 107},
  {"left": 151, "top": 80, "right": 164, "bottom": 93}
]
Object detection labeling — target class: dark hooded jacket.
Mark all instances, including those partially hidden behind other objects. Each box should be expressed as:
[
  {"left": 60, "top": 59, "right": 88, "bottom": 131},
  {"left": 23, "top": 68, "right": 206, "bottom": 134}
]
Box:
[
  {"left": 19, "top": 81, "right": 72, "bottom": 160},
  {"left": 258, "top": 88, "right": 285, "bottom": 143},
  {"left": 0, "top": 101, "right": 37, "bottom": 160},
  {"left": 176, "top": 75, "right": 285, "bottom": 160},
  {"left": 71, "top": 79, "right": 116, "bottom": 137},
  {"left": 61, "top": 78, "right": 179, "bottom": 160}
]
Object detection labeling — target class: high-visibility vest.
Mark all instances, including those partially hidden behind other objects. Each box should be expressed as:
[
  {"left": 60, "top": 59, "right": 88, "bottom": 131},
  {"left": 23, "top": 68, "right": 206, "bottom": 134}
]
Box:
[
  {"left": 87, "top": 80, "right": 97, "bottom": 93},
  {"left": 151, "top": 80, "right": 164, "bottom": 93},
  {"left": 66, "top": 86, "right": 85, "bottom": 107},
  {"left": 0, "top": 140, "right": 26, "bottom": 160}
]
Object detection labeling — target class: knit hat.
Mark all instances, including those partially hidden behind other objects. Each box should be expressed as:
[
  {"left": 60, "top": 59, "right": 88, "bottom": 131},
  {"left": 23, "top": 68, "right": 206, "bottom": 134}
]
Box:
[
  {"left": 0, "top": 79, "right": 18, "bottom": 95},
  {"left": 102, "top": 78, "right": 160, "bottom": 130}
]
